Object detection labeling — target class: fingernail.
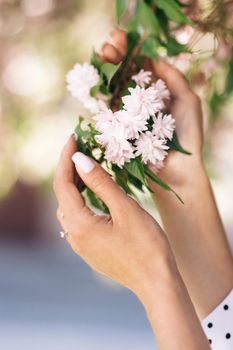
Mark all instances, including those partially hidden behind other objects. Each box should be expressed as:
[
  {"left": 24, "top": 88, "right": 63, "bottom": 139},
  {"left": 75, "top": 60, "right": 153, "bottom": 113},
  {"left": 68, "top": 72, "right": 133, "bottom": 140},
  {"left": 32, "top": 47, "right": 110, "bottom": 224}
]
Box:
[
  {"left": 72, "top": 132, "right": 78, "bottom": 141},
  {"left": 72, "top": 152, "right": 95, "bottom": 173}
]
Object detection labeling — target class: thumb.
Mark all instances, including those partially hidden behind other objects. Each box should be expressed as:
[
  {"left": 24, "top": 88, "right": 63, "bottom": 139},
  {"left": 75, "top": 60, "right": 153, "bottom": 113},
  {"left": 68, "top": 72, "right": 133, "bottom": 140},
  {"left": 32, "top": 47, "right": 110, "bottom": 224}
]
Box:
[
  {"left": 72, "top": 152, "right": 129, "bottom": 214},
  {"left": 152, "top": 59, "right": 192, "bottom": 99}
]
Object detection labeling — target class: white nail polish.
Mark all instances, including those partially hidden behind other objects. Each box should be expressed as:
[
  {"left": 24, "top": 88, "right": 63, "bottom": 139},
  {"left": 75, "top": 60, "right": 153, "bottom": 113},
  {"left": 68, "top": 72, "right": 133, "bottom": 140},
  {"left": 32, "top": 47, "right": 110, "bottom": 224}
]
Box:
[{"left": 72, "top": 152, "right": 95, "bottom": 173}]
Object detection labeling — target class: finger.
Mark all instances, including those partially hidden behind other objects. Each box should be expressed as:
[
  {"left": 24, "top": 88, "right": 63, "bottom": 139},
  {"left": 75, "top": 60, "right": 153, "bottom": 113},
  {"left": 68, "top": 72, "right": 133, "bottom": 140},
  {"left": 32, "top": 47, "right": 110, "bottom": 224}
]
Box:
[
  {"left": 110, "top": 29, "right": 127, "bottom": 56},
  {"left": 56, "top": 207, "right": 75, "bottom": 244},
  {"left": 53, "top": 135, "right": 92, "bottom": 221},
  {"left": 56, "top": 207, "right": 65, "bottom": 222},
  {"left": 101, "top": 43, "right": 123, "bottom": 64},
  {"left": 152, "top": 59, "right": 192, "bottom": 100},
  {"left": 56, "top": 207, "right": 67, "bottom": 232},
  {"left": 72, "top": 152, "right": 130, "bottom": 216}
]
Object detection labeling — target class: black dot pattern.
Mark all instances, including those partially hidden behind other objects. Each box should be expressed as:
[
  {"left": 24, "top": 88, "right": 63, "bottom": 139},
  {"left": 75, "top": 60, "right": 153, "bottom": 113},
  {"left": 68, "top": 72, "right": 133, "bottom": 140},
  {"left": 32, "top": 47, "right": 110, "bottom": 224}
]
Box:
[{"left": 201, "top": 289, "right": 233, "bottom": 349}]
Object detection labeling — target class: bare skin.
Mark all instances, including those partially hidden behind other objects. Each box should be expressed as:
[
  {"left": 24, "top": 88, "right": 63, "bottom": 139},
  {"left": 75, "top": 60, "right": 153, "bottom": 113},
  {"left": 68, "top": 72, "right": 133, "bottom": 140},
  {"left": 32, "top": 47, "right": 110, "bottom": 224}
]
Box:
[
  {"left": 101, "top": 29, "right": 233, "bottom": 318},
  {"left": 53, "top": 136, "right": 210, "bottom": 349}
]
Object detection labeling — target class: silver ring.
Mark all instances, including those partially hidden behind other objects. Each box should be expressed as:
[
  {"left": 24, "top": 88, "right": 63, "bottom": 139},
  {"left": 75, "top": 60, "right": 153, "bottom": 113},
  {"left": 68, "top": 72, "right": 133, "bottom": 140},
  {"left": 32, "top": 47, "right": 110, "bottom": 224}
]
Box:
[{"left": 60, "top": 230, "right": 68, "bottom": 239}]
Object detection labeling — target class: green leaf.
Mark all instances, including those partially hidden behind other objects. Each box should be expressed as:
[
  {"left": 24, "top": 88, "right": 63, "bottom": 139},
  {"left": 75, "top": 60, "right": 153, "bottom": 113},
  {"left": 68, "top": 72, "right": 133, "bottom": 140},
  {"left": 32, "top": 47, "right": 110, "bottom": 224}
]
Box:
[
  {"left": 112, "top": 165, "right": 133, "bottom": 195},
  {"left": 126, "top": 31, "right": 140, "bottom": 54},
  {"left": 101, "top": 62, "right": 121, "bottom": 87},
  {"left": 90, "top": 51, "right": 103, "bottom": 71},
  {"left": 209, "top": 90, "right": 225, "bottom": 123},
  {"left": 174, "top": 0, "right": 189, "bottom": 7},
  {"left": 225, "top": 59, "right": 233, "bottom": 95},
  {"left": 153, "top": 0, "right": 192, "bottom": 24},
  {"left": 141, "top": 36, "right": 160, "bottom": 59},
  {"left": 74, "top": 118, "right": 89, "bottom": 140},
  {"left": 167, "top": 132, "right": 191, "bottom": 155},
  {"left": 90, "top": 75, "right": 103, "bottom": 97},
  {"left": 116, "top": 0, "right": 127, "bottom": 21},
  {"left": 166, "top": 36, "right": 189, "bottom": 56},
  {"left": 85, "top": 188, "right": 109, "bottom": 214},
  {"left": 90, "top": 54, "right": 110, "bottom": 96},
  {"left": 75, "top": 118, "right": 90, "bottom": 154},
  {"left": 126, "top": 18, "right": 139, "bottom": 33},
  {"left": 144, "top": 0, "right": 153, "bottom": 5},
  {"left": 90, "top": 84, "right": 99, "bottom": 97},
  {"left": 124, "top": 157, "right": 147, "bottom": 186},
  {"left": 99, "top": 82, "right": 109, "bottom": 95},
  {"left": 127, "top": 173, "right": 144, "bottom": 192},
  {"left": 144, "top": 166, "right": 184, "bottom": 204},
  {"left": 156, "top": 8, "right": 169, "bottom": 38},
  {"left": 74, "top": 117, "right": 99, "bottom": 155},
  {"left": 137, "top": 1, "right": 160, "bottom": 35},
  {"left": 209, "top": 91, "right": 220, "bottom": 115}
]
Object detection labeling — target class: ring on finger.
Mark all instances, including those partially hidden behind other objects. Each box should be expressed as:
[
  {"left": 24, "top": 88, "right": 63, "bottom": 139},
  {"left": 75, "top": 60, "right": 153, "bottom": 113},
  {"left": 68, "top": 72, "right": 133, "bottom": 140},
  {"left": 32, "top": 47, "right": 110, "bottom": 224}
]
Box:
[{"left": 60, "top": 230, "right": 68, "bottom": 239}]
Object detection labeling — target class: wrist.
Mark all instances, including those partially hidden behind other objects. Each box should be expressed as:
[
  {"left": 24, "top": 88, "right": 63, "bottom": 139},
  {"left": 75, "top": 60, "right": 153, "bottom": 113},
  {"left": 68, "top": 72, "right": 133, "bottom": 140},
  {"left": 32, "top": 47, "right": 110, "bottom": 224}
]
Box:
[
  {"left": 135, "top": 253, "right": 211, "bottom": 350},
  {"left": 134, "top": 248, "right": 181, "bottom": 308},
  {"left": 175, "top": 157, "right": 208, "bottom": 189}
]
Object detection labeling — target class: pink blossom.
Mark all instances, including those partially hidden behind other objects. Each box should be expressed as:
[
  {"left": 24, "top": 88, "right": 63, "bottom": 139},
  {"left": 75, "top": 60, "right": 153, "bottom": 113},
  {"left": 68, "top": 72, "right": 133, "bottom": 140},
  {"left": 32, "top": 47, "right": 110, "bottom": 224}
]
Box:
[
  {"left": 81, "top": 95, "right": 104, "bottom": 114},
  {"left": 115, "top": 109, "right": 148, "bottom": 139},
  {"left": 66, "top": 63, "right": 99, "bottom": 98},
  {"left": 95, "top": 120, "right": 125, "bottom": 146},
  {"left": 153, "top": 112, "right": 175, "bottom": 140},
  {"left": 171, "top": 53, "right": 191, "bottom": 73},
  {"left": 96, "top": 120, "right": 134, "bottom": 168},
  {"left": 66, "top": 63, "right": 102, "bottom": 113},
  {"left": 135, "top": 131, "right": 169, "bottom": 164},
  {"left": 122, "top": 85, "right": 163, "bottom": 119},
  {"left": 152, "top": 79, "right": 170, "bottom": 101},
  {"left": 104, "top": 140, "right": 134, "bottom": 168},
  {"left": 93, "top": 108, "right": 114, "bottom": 132},
  {"left": 175, "top": 26, "right": 194, "bottom": 45},
  {"left": 132, "top": 69, "right": 152, "bottom": 88}
]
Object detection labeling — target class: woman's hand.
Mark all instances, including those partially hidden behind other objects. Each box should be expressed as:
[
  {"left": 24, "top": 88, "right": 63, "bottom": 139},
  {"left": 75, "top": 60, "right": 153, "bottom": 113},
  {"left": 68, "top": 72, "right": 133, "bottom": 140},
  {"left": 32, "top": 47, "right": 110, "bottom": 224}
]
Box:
[
  {"left": 53, "top": 135, "right": 172, "bottom": 298},
  {"left": 100, "top": 30, "right": 204, "bottom": 187},
  {"left": 101, "top": 30, "right": 233, "bottom": 318},
  {"left": 53, "top": 135, "right": 210, "bottom": 350}
]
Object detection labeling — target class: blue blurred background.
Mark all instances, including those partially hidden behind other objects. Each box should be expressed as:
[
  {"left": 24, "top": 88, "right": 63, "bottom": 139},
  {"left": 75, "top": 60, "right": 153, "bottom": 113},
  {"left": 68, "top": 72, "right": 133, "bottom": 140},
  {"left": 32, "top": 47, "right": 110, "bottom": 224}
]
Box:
[{"left": 0, "top": 0, "right": 233, "bottom": 349}]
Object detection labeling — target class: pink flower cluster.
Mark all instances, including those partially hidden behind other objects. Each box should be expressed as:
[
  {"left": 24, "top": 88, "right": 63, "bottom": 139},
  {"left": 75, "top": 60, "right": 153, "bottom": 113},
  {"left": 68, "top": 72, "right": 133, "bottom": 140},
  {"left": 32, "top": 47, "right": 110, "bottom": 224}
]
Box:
[
  {"left": 66, "top": 64, "right": 176, "bottom": 170},
  {"left": 94, "top": 69, "right": 175, "bottom": 169}
]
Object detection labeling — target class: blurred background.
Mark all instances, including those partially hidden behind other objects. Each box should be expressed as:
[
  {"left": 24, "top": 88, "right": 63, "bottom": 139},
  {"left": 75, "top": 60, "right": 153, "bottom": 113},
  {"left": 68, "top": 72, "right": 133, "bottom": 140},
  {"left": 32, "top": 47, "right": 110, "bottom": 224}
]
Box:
[{"left": 0, "top": 0, "right": 233, "bottom": 349}]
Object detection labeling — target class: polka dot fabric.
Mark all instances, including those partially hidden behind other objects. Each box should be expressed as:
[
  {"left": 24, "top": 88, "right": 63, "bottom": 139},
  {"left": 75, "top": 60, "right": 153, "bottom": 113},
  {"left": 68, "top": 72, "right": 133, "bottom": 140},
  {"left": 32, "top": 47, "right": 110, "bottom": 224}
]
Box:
[{"left": 202, "top": 289, "right": 233, "bottom": 349}]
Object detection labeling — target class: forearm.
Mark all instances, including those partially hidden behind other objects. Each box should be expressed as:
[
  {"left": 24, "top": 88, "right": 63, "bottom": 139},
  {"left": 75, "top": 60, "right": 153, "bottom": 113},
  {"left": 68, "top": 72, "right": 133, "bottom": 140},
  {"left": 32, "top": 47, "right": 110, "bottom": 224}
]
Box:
[
  {"left": 151, "top": 160, "right": 233, "bottom": 318},
  {"left": 138, "top": 258, "right": 210, "bottom": 350}
]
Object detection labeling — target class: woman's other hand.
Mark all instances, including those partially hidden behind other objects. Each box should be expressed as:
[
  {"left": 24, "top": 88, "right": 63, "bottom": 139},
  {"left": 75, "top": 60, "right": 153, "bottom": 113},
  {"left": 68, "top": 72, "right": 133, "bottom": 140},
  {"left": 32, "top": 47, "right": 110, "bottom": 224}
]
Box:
[{"left": 100, "top": 29, "right": 204, "bottom": 187}]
